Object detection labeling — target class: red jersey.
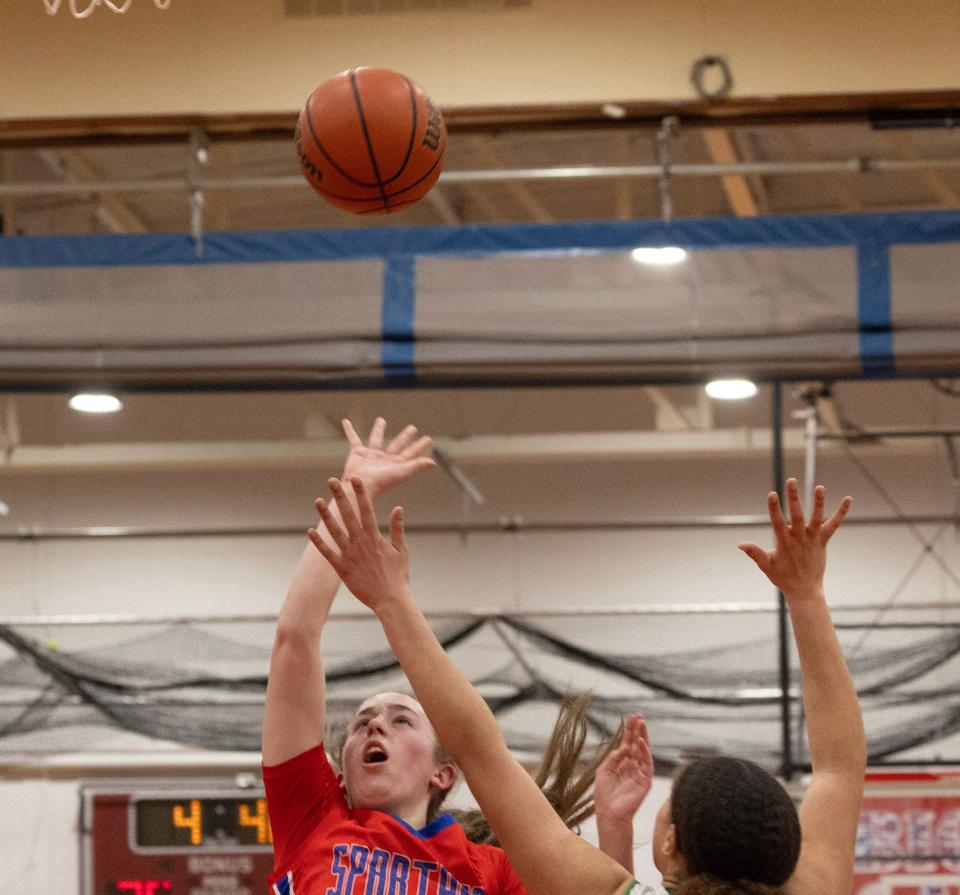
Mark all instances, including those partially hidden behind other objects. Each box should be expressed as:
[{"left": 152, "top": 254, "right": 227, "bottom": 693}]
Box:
[{"left": 263, "top": 743, "right": 526, "bottom": 895}]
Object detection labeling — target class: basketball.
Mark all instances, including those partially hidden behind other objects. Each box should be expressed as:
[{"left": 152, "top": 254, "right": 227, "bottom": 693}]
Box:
[{"left": 295, "top": 67, "right": 447, "bottom": 215}]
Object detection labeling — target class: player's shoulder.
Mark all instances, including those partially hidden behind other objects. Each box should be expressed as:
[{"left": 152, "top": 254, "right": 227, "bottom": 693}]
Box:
[
  {"left": 263, "top": 741, "right": 335, "bottom": 779},
  {"left": 263, "top": 742, "right": 346, "bottom": 819}
]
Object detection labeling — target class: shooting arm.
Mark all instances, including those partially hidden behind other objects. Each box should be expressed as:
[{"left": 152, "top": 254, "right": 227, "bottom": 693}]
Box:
[
  {"left": 376, "top": 595, "right": 635, "bottom": 895},
  {"left": 262, "top": 419, "right": 434, "bottom": 766}
]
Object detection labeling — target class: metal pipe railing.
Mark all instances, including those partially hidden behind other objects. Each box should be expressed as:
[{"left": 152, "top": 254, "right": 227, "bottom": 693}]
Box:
[
  {"left": 3, "top": 156, "right": 960, "bottom": 196},
  {"left": 2, "top": 598, "right": 957, "bottom": 626}
]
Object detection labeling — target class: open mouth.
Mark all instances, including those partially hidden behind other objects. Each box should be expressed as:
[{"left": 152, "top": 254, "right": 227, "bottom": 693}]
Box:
[{"left": 363, "top": 747, "right": 388, "bottom": 764}]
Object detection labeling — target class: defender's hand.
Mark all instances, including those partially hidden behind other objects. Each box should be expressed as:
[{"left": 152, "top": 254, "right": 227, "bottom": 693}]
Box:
[
  {"left": 308, "top": 476, "right": 411, "bottom": 610},
  {"left": 739, "top": 478, "right": 852, "bottom": 600},
  {"left": 594, "top": 714, "right": 654, "bottom": 824}
]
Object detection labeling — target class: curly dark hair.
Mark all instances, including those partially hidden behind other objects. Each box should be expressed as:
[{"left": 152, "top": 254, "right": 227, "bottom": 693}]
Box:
[{"left": 670, "top": 756, "right": 801, "bottom": 890}]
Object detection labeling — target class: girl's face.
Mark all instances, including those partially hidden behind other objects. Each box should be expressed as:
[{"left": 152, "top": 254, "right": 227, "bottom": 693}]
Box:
[{"left": 340, "top": 691, "right": 453, "bottom": 824}]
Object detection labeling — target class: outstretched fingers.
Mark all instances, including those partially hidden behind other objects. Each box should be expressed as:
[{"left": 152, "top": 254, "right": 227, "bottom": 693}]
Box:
[
  {"left": 328, "top": 477, "right": 361, "bottom": 538},
  {"left": 390, "top": 505, "right": 407, "bottom": 553},
  {"left": 767, "top": 490, "right": 791, "bottom": 542},
  {"left": 806, "top": 484, "right": 826, "bottom": 534},
  {"left": 313, "top": 497, "right": 349, "bottom": 555},
  {"left": 400, "top": 434, "right": 433, "bottom": 461},
  {"left": 350, "top": 477, "right": 380, "bottom": 535},
  {"left": 341, "top": 418, "right": 363, "bottom": 448},
  {"left": 307, "top": 524, "right": 342, "bottom": 571},
  {"left": 386, "top": 424, "right": 418, "bottom": 455},
  {"left": 367, "top": 417, "right": 387, "bottom": 449},
  {"left": 738, "top": 541, "right": 772, "bottom": 576},
  {"left": 785, "top": 477, "right": 805, "bottom": 532},
  {"left": 820, "top": 495, "right": 853, "bottom": 543},
  {"left": 408, "top": 456, "right": 437, "bottom": 474}
]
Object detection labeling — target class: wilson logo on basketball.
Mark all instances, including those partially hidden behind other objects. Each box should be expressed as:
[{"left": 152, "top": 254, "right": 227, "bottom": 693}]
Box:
[{"left": 422, "top": 101, "right": 443, "bottom": 152}]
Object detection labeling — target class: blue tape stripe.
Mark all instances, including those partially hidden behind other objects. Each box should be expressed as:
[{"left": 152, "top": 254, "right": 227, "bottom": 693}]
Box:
[
  {"left": 857, "top": 240, "right": 895, "bottom": 378},
  {"left": 381, "top": 255, "right": 416, "bottom": 380},
  {"left": 2, "top": 210, "right": 960, "bottom": 268}
]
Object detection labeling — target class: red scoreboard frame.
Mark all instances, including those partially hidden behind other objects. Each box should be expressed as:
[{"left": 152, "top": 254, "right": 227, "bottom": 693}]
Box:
[{"left": 81, "top": 783, "right": 275, "bottom": 895}]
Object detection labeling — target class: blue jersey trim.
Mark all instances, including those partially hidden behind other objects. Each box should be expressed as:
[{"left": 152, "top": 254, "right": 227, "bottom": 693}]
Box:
[
  {"left": 391, "top": 812, "right": 456, "bottom": 839},
  {"left": 273, "top": 870, "right": 294, "bottom": 895}
]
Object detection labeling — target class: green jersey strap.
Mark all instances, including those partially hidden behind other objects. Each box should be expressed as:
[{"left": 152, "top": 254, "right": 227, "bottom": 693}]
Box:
[{"left": 622, "top": 881, "right": 668, "bottom": 895}]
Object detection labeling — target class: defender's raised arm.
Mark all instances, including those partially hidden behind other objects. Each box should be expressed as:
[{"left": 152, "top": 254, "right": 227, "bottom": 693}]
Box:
[{"left": 739, "top": 478, "right": 866, "bottom": 895}]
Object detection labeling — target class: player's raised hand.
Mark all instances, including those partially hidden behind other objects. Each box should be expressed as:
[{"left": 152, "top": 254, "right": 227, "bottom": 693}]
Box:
[
  {"left": 738, "top": 477, "right": 852, "bottom": 600},
  {"left": 308, "top": 476, "right": 411, "bottom": 610},
  {"left": 340, "top": 417, "right": 435, "bottom": 497},
  {"left": 594, "top": 714, "right": 654, "bottom": 825}
]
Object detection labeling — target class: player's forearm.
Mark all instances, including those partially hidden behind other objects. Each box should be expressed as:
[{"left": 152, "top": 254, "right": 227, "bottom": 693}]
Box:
[
  {"left": 276, "top": 503, "right": 348, "bottom": 642},
  {"left": 262, "top": 506, "right": 349, "bottom": 762},
  {"left": 276, "top": 544, "right": 340, "bottom": 641},
  {"left": 788, "top": 588, "right": 867, "bottom": 774},
  {"left": 375, "top": 593, "right": 508, "bottom": 766},
  {"left": 595, "top": 815, "right": 635, "bottom": 875}
]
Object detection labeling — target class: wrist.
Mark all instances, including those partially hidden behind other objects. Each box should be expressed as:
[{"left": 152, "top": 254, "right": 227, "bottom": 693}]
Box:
[
  {"left": 784, "top": 584, "right": 826, "bottom": 603},
  {"left": 373, "top": 590, "right": 417, "bottom": 619},
  {"left": 595, "top": 809, "right": 636, "bottom": 827}
]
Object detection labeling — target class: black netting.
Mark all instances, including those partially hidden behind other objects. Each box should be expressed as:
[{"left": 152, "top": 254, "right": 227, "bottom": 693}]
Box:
[{"left": 1, "top": 615, "right": 958, "bottom": 771}]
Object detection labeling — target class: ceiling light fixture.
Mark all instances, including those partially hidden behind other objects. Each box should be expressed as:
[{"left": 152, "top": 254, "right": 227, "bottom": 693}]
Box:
[
  {"left": 631, "top": 246, "right": 687, "bottom": 265},
  {"left": 705, "top": 378, "right": 759, "bottom": 400},
  {"left": 601, "top": 103, "right": 627, "bottom": 119},
  {"left": 68, "top": 392, "right": 123, "bottom": 413}
]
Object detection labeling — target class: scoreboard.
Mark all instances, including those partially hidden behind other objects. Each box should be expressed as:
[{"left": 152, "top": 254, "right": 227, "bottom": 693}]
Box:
[{"left": 81, "top": 784, "right": 276, "bottom": 895}]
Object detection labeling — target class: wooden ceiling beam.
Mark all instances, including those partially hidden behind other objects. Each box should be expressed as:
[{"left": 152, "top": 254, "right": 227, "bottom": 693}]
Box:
[
  {"left": 36, "top": 149, "right": 150, "bottom": 233},
  {"left": 613, "top": 132, "right": 634, "bottom": 221},
  {"left": 732, "top": 130, "right": 771, "bottom": 215},
  {"left": 781, "top": 131, "right": 863, "bottom": 212},
  {"left": 702, "top": 128, "right": 759, "bottom": 217},
  {"left": 1, "top": 90, "right": 958, "bottom": 148},
  {"left": 1, "top": 154, "right": 18, "bottom": 236},
  {"left": 472, "top": 135, "right": 554, "bottom": 223},
  {"left": 884, "top": 132, "right": 960, "bottom": 209}
]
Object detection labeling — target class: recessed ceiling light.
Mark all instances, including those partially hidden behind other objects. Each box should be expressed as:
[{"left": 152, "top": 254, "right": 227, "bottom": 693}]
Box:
[
  {"left": 631, "top": 246, "right": 687, "bottom": 265},
  {"left": 68, "top": 392, "right": 123, "bottom": 413},
  {"left": 601, "top": 103, "right": 627, "bottom": 119},
  {"left": 0, "top": 499, "right": 9, "bottom": 516},
  {"left": 705, "top": 379, "right": 759, "bottom": 400}
]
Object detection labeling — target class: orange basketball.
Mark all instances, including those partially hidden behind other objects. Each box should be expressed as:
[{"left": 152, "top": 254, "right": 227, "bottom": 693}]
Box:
[{"left": 295, "top": 68, "right": 447, "bottom": 215}]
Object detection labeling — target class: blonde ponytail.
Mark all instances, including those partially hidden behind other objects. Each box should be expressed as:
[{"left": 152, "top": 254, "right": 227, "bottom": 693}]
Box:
[{"left": 454, "top": 692, "right": 621, "bottom": 844}]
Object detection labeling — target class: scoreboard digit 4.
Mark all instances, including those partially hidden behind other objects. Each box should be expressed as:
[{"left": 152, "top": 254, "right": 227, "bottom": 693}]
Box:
[{"left": 81, "top": 784, "right": 275, "bottom": 895}]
